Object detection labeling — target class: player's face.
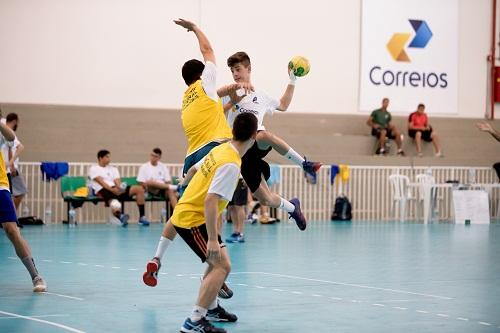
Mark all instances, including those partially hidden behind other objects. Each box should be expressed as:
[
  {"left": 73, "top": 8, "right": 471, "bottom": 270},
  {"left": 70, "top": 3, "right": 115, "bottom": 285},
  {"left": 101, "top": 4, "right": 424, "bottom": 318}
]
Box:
[
  {"left": 382, "top": 99, "right": 389, "bottom": 109},
  {"left": 230, "top": 63, "right": 251, "bottom": 83}
]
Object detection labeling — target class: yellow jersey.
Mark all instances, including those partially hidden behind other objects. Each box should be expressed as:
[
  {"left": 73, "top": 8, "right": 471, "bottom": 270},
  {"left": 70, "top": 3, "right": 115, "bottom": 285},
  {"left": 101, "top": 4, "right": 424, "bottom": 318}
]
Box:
[
  {"left": 0, "top": 141, "right": 10, "bottom": 190},
  {"left": 171, "top": 142, "right": 241, "bottom": 229},
  {"left": 181, "top": 80, "right": 232, "bottom": 156}
]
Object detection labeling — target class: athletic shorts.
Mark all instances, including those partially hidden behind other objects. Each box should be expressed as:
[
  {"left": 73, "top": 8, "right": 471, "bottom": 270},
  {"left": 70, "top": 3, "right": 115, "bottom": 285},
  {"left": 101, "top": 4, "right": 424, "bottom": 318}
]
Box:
[
  {"left": 408, "top": 129, "right": 433, "bottom": 142},
  {"left": 371, "top": 127, "right": 396, "bottom": 140},
  {"left": 228, "top": 179, "right": 248, "bottom": 206},
  {"left": 0, "top": 189, "right": 18, "bottom": 224},
  {"left": 174, "top": 224, "right": 225, "bottom": 263},
  {"left": 182, "top": 141, "right": 222, "bottom": 176},
  {"left": 96, "top": 186, "right": 132, "bottom": 206},
  {"left": 241, "top": 142, "right": 272, "bottom": 193},
  {"left": 11, "top": 171, "right": 28, "bottom": 197}
]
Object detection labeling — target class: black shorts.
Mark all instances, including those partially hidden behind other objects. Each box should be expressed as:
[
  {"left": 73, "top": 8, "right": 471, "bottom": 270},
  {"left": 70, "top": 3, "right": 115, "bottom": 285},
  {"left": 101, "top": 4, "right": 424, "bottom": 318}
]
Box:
[
  {"left": 174, "top": 224, "right": 224, "bottom": 263},
  {"left": 96, "top": 186, "right": 132, "bottom": 206},
  {"left": 241, "top": 142, "right": 272, "bottom": 193},
  {"left": 228, "top": 179, "right": 248, "bottom": 206},
  {"left": 408, "top": 129, "right": 433, "bottom": 142},
  {"left": 371, "top": 127, "right": 395, "bottom": 140}
]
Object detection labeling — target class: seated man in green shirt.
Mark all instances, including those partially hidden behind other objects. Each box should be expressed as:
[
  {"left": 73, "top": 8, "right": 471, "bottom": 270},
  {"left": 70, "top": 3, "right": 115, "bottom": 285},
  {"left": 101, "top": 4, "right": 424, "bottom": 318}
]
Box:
[{"left": 366, "top": 97, "right": 405, "bottom": 156}]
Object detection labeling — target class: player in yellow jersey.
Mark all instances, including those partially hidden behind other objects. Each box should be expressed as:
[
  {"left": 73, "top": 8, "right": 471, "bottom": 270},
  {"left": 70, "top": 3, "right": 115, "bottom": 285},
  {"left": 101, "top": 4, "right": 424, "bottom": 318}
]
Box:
[
  {"left": 0, "top": 121, "right": 47, "bottom": 292},
  {"left": 143, "top": 19, "right": 251, "bottom": 299},
  {"left": 174, "top": 113, "right": 257, "bottom": 333}
]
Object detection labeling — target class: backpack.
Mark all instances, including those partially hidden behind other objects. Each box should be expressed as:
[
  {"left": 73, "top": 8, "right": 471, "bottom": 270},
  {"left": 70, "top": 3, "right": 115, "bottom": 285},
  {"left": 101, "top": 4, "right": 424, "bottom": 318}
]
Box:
[
  {"left": 331, "top": 196, "right": 352, "bottom": 221},
  {"left": 18, "top": 216, "right": 44, "bottom": 226}
]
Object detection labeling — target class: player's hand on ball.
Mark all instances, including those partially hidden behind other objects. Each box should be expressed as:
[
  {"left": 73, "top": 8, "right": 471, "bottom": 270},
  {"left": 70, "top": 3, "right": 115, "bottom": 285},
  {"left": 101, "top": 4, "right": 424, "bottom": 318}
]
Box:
[
  {"left": 288, "top": 68, "right": 297, "bottom": 84},
  {"left": 174, "top": 18, "right": 196, "bottom": 32}
]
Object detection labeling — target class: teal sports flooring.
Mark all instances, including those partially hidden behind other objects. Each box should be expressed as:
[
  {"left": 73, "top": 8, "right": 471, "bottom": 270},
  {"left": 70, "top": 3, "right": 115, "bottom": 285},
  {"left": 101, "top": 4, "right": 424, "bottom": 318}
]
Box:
[{"left": 1, "top": 221, "right": 499, "bottom": 333}]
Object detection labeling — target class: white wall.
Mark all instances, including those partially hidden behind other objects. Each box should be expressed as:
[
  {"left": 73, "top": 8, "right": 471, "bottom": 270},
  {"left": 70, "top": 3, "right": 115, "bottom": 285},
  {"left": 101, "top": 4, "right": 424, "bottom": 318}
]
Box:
[{"left": 0, "top": 0, "right": 493, "bottom": 118}]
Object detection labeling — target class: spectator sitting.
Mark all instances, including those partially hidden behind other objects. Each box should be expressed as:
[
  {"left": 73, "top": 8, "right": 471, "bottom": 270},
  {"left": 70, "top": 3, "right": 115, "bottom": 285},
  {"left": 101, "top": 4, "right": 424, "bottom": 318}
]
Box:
[
  {"left": 137, "top": 147, "right": 178, "bottom": 209},
  {"left": 408, "top": 103, "right": 443, "bottom": 157},
  {"left": 89, "top": 149, "right": 150, "bottom": 226},
  {"left": 367, "top": 97, "right": 405, "bottom": 156},
  {"left": 476, "top": 121, "right": 500, "bottom": 179}
]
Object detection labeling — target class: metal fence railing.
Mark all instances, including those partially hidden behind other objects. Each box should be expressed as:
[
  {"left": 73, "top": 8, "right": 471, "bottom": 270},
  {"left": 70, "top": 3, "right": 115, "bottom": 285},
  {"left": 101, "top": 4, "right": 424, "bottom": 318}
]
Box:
[{"left": 16, "top": 162, "right": 498, "bottom": 223}]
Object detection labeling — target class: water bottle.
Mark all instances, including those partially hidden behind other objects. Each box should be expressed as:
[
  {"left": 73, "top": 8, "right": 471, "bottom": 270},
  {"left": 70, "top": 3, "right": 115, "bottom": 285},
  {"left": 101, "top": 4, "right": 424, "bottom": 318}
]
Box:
[
  {"left": 426, "top": 167, "right": 432, "bottom": 177},
  {"left": 160, "top": 208, "right": 167, "bottom": 224},
  {"left": 68, "top": 206, "right": 76, "bottom": 227},
  {"left": 86, "top": 178, "right": 93, "bottom": 197},
  {"left": 44, "top": 205, "right": 52, "bottom": 225},
  {"left": 468, "top": 169, "right": 476, "bottom": 184},
  {"left": 22, "top": 205, "right": 30, "bottom": 217},
  {"left": 120, "top": 182, "right": 128, "bottom": 191}
]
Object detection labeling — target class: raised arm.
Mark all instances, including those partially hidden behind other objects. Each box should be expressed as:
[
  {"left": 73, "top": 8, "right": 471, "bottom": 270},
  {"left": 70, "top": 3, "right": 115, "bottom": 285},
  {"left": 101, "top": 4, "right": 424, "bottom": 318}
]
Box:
[
  {"left": 174, "top": 18, "right": 215, "bottom": 64},
  {"left": 0, "top": 122, "right": 15, "bottom": 142},
  {"left": 276, "top": 71, "right": 297, "bottom": 111},
  {"left": 477, "top": 121, "right": 500, "bottom": 142}
]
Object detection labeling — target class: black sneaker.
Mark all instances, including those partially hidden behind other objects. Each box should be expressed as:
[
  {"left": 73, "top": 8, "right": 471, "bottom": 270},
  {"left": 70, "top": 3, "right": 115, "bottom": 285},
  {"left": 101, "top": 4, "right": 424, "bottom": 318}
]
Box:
[
  {"left": 289, "top": 198, "right": 307, "bottom": 231},
  {"left": 217, "top": 282, "right": 233, "bottom": 299},
  {"left": 180, "top": 317, "right": 226, "bottom": 333},
  {"left": 206, "top": 304, "right": 238, "bottom": 322}
]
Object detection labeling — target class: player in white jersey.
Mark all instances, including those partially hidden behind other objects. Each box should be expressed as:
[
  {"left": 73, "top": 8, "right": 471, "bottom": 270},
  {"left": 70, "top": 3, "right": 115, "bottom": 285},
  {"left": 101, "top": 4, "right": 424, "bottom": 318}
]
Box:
[{"left": 219, "top": 51, "right": 321, "bottom": 228}]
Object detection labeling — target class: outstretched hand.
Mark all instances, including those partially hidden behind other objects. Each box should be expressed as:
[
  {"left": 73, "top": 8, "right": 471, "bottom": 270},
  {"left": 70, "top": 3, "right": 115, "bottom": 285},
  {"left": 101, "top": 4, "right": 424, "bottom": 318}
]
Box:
[
  {"left": 476, "top": 121, "right": 493, "bottom": 133},
  {"left": 174, "top": 18, "right": 197, "bottom": 32}
]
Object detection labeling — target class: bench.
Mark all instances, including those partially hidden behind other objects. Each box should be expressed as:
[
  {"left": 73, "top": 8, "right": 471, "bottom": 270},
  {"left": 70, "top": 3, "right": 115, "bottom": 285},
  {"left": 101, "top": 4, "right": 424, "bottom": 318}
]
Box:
[{"left": 60, "top": 176, "right": 177, "bottom": 223}]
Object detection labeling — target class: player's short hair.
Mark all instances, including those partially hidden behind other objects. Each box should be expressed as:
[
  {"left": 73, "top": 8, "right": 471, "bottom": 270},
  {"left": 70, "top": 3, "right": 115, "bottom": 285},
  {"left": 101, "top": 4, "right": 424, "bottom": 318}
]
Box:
[
  {"left": 152, "top": 147, "right": 162, "bottom": 156},
  {"left": 227, "top": 52, "right": 251, "bottom": 68},
  {"left": 182, "top": 59, "right": 205, "bottom": 86},
  {"left": 232, "top": 113, "right": 257, "bottom": 142},
  {"left": 97, "top": 149, "right": 110, "bottom": 160},
  {"left": 418, "top": 103, "right": 425, "bottom": 109},
  {"left": 6, "top": 113, "right": 18, "bottom": 123}
]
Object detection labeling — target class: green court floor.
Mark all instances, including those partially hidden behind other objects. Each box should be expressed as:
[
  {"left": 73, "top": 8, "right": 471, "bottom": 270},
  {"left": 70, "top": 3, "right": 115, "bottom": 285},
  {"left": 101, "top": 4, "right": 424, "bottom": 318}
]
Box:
[{"left": 0, "top": 221, "right": 499, "bottom": 333}]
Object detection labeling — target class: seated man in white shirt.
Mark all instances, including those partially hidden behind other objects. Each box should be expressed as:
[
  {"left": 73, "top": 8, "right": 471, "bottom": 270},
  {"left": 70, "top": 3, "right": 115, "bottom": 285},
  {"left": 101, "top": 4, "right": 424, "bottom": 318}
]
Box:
[
  {"left": 137, "top": 148, "right": 178, "bottom": 209},
  {"left": 89, "top": 149, "right": 149, "bottom": 226}
]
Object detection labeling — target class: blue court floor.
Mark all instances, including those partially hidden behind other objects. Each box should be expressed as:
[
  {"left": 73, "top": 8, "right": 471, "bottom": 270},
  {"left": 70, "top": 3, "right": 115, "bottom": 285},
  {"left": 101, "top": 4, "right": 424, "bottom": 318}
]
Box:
[{"left": 1, "top": 221, "right": 499, "bottom": 333}]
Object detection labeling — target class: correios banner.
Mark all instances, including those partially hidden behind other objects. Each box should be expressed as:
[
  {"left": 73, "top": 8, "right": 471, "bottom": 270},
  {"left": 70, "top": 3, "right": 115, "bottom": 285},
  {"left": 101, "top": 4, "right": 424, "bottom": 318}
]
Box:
[{"left": 360, "top": 0, "right": 458, "bottom": 114}]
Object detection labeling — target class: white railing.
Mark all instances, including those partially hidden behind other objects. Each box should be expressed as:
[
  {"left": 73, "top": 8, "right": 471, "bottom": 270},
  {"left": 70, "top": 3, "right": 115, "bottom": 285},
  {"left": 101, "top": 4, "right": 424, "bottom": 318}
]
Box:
[{"left": 16, "top": 162, "right": 499, "bottom": 223}]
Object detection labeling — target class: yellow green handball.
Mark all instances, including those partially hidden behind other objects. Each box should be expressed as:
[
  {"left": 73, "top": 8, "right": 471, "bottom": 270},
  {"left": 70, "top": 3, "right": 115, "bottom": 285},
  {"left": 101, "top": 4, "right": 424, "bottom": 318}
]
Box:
[{"left": 288, "top": 56, "right": 310, "bottom": 77}]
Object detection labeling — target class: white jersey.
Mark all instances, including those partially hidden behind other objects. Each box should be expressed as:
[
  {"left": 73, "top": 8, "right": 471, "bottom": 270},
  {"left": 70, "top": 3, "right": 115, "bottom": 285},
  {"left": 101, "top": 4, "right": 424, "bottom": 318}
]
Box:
[
  {"left": 88, "top": 164, "right": 120, "bottom": 193},
  {"left": 0, "top": 135, "right": 17, "bottom": 173},
  {"left": 137, "top": 161, "right": 172, "bottom": 184},
  {"left": 223, "top": 91, "right": 279, "bottom": 131}
]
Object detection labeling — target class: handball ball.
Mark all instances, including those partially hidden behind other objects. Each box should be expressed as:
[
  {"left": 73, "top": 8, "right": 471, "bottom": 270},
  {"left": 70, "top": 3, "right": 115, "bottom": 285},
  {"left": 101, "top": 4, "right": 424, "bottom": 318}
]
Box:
[
  {"left": 288, "top": 56, "right": 310, "bottom": 77},
  {"left": 110, "top": 199, "right": 122, "bottom": 211}
]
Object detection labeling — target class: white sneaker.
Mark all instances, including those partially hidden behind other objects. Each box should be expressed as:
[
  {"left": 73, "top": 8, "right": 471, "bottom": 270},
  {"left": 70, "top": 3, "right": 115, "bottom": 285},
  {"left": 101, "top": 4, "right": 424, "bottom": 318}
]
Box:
[
  {"left": 435, "top": 151, "right": 443, "bottom": 157},
  {"left": 108, "top": 214, "right": 121, "bottom": 225},
  {"left": 32, "top": 276, "right": 47, "bottom": 292}
]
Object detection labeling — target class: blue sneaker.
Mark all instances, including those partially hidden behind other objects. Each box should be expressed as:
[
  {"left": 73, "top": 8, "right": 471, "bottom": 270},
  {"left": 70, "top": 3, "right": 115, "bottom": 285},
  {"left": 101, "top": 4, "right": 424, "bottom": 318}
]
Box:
[
  {"left": 289, "top": 198, "right": 307, "bottom": 231},
  {"left": 180, "top": 317, "right": 226, "bottom": 333},
  {"left": 138, "top": 216, "right": 150, "bottom": 226},
  {"left": 302, "top": 158, "right": 322, "bottom": 184},
  {"left": 225, "top": 233, "right": 245, "bottom": 243},
  {"left": 206, "top": 304, "right": 238, "bottom": 322},
  {"left": 119, "top": 214, "right": 129, "bottom": 227}
]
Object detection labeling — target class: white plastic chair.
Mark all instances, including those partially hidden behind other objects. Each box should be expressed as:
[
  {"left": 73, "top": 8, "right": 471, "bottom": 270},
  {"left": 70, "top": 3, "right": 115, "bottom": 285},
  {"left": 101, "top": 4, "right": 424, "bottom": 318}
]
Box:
[
  {"left": 415, "top": 173, "right": 443, "bottom": 222},
  {"left": 388, "top": 174, "right": 415, "bottom": 222}
]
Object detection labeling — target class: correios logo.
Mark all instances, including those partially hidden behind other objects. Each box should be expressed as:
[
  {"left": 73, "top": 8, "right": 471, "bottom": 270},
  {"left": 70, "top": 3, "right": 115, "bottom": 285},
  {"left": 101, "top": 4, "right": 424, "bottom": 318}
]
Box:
[
  {"left": 387, "top": 20, "right": 433, "bottom": 62},
  {"left": 369, "top": 18, "right": 447, "bottom": 88}
]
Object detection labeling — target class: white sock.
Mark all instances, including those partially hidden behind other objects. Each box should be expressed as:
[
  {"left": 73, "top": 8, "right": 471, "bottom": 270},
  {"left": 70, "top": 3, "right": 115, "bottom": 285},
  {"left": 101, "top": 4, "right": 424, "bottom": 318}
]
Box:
[
  {"left": 279, "top": 198, "right": 295, "bottom": 213},
  {"left": 284, "top": 148, "right": 305, "bottom": 166},
  {"left": 190, "top": 305, "right": 207, "bottom": 322},
  {"left": 154, "top": 236, "right": 171, "bottom": 260},
  {"left": 208, "top": 297, "right": 218, "bottom": 310}
]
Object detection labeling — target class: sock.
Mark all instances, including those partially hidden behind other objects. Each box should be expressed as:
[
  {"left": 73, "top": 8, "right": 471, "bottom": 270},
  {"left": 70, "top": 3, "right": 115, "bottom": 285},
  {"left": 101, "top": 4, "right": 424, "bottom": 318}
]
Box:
[
  {"left": 190, "top": 305, "right": 207, "bottom": 322},
  {"left": 208, "top": 298, "right": 218, "bottom": 311},
  {"left": 21, "top": 256, "right": 39, "bottom": 280},
  {"left": 279, "top": 198, "right": 295, "bottom": 213},
  {"left": 154, "top": 236, "right": 172, "bottom": 260},
  {"left": 284, "top": 148, "right": 305, "bottom": 166},
  {"left": 138, "top": 204, "right": 145, "bottom": 217}
]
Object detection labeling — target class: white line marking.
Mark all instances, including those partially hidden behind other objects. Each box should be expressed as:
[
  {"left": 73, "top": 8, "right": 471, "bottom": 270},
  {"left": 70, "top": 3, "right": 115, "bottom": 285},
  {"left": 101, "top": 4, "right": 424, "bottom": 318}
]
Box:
[
  {"left": 373, "top": 299, "right": 411, "bottom": 303},
  {"left": 190, "top": 276, "right": 199, "bottom": 279},
  {"left": 43, "top": 292, "right": 84, "bottom": 301},
  {"left": 176, "top": 274, "right": 184, "bottom": 277},
  {"left": 478, "top": 322, "right": 491, "bottom": 326},
  {"left": 312, "top": 294, "right": 323, "bottom": 297},
  {"left": 229, "top": 272, "right": 452, "bottom": 300},
  {"left": 159, "top": 272, "right": 168, "bottom": 275},
  {"left": 94, "top": 265, "right": 104, "bottom": 267},
  {"left": 77, "top": 263, "right": 87, "bottom": 266},
  {"left": 291, "top": 291, "right": 303, "bottom": 295},
  {"left": 8, "top": 257, "right": 16, "bottom": 260},
  {"left": 0, "top": 314, "right": 69, "bottom": 320},
  {"left": 255, "top": 286, "right": 265, "bottom": 289},
  {"left": 42, "top": 259, "right": 53, "bottom": 262},
  {"left": 128, "top": 268, "right": 138, "bottom": 271},
  {"left": 111, "top": 267, "right": 120, "bottom": 269},
  {"left": 417, "top": 310, "right": 429, "bottom": 314},
  {"left": 273, "top": 288, "right": 284, "bottom": 292},
  {"left": 393, "top": 307, "right": 408, "bottom": 310},
  {"left": 456, "top": 317, "right": 468, "bottom": 321},
  {"left": 372, "top": 304, "right": 385, "bottom": 307},
  {"left": 60, "top": 261, "right": 72, "bottom": 264},
  {"left": 331, "top": 297, "right": 343, "bottom": 301},
  {"left": 236, "top": 283, "right": 248, "bottom": 287},
  {"left": 0, "top": 310, "right": 86, "bottom": 333},
  {"left": 437, "top": 314, "right": 449, "bottom": 318}
]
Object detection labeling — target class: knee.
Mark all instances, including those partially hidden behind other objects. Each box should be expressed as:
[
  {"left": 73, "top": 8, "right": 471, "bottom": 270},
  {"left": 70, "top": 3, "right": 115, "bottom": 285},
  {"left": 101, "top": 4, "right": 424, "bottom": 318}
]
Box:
[
  {"left": 2, "top": 223, "right": 19, "bottom": 240},
  {"left": 256, "top": 130, "right": 271, "bottom": 141},
  {"left": 415, "top": 131, "right": 422, "bottom": 138}
]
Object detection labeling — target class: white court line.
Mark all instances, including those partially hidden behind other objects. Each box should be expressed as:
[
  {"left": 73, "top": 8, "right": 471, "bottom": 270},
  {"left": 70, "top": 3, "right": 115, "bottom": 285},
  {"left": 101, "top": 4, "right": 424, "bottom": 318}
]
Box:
[
  {"left": 417, "top": 310, "right": 429, "bottom": 314},
  {"left": 437, "top": 314, "right": 449, "bottom": 318},
  {"left": 0, "top": 310, "right": 85, "bottom": 333},
  {"left": 111, "top": 267, "right": 120, "bottom": 269},
  {"left": 42, "top": 259, "right": 53, "bottom": 262},
  {"left": 8, "top": 257, "right": 16, "bottom": 260},
  {"left": 331, "top": 297, "right": 343, "bottom": 301},
  {"left": 94, "top": 265, "right": 104, "bottom": 268},
  {"left": 393, "top": 307, "right": 407, "bottom": 310},
  {"left": 255, "top": 286, "right": 265, "bottom": 289},
  {"left": 372, "top": 304, "right": 385, "bottom": 307},
  {"left": 77, "top": 263, "right": 87, "bottom": 266},
  {"left": 0, "top": 314, "right": 69, "bottom": 320},
  {"left": 60, "top": 261, "right": 72, "bottom": 264},
  {"left": 291, "top": 291, "right": 303, "bottom": 295},
  {"left": 128, "top": 268, "right": 138, "bottom": 271},
  {"left": 478, "top": 322, "right": 491, "bottom": 326},
  {"left": 273, "top": 288, "right": 284, "bottom": 292},
  {"left": 43, "top": 292, "right": 84, "bottom": 301},
  {"left": 456, "top": 317, "right": 468, "bottom": 321},
  {"left": 312, "top": 294, "right": 323, "bottom": 297},
  {"left": 229, "top": 272, "right": 453, "bottom": 300}
]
